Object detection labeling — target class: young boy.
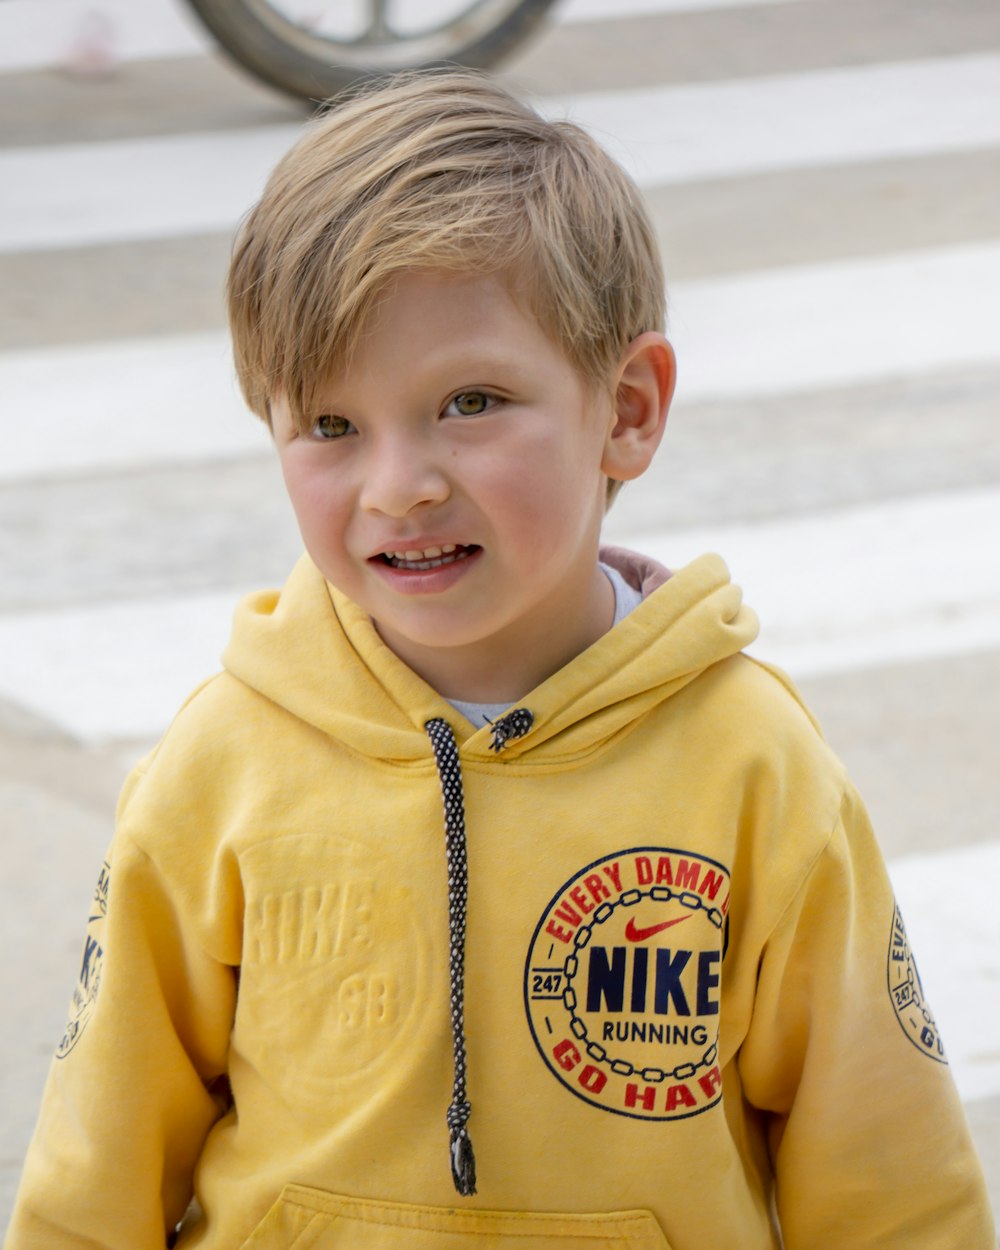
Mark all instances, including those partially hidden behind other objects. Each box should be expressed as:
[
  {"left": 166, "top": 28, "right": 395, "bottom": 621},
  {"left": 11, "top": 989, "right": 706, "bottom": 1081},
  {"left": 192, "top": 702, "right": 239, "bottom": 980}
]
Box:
[{"left": 6, "top": 71, "right": 994, "bottom": 1249}]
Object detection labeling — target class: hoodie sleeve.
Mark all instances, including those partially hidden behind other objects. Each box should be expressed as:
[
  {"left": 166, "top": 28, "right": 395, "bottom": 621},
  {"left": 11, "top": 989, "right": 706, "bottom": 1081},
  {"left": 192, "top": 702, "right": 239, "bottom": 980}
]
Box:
[
  {"left": 737, "top": 784, "right": 995, "bottom": 1249},
  {"left": 6, "top": 824, "right": 238, "bottom": 1249}
]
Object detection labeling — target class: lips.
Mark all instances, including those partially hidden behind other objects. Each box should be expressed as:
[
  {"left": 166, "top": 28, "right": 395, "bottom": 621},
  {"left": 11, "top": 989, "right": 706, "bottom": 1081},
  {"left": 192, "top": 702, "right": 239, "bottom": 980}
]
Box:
[{"left": 377, "top": 543, "right": 479, "bottom": 571}]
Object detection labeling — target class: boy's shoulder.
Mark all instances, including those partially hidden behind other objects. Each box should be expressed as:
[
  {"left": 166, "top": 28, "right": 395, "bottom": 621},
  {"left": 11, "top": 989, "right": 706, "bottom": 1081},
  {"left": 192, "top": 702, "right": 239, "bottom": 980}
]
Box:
[
  {"left": 670, "top": 648, "right": 852, "bottom": 831},
  {"left": 133, "top": 666, "right": 275, "bottom": 777},
  {"left": 680, "top": 646, "right": 832, "bottom": 759},
  {"left": 115, "top": 667, "right": 277, "bottom": 843}
]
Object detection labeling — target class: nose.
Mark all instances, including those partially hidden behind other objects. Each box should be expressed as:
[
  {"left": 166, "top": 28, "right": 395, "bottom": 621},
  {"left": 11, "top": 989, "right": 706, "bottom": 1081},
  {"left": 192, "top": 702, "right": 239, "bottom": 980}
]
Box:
[{"left": 359, "top": 431, "right": 450, "bottom": 517}]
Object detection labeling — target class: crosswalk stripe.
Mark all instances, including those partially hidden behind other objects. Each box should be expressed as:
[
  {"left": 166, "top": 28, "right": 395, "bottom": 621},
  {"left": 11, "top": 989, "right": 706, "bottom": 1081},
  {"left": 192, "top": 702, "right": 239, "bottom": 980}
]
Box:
[
  {"left": 618, "top": 486, "right": 1000, "bottom": 679},
  {"left": 0, "top": 0, "right": 208, "bottom": 74},
  {"left": 563, "top": 0, "right": 814, "bottom": 18},
  {"left": 1, "top": 332, "right": 270, "bottom": 481},
  {"left": 0, "top": 125, "right": 299, "bottom": 254},
  {"left": 1, "top": 483, "right": 996, "bottom": 742},
  {"left": 0, "top": 587, "right": 238, "bottom": 742},
  {"left": 553, "top": 54, "right": 1000, "bottom": 185},
  {"left": 3, "top": 55, "right": 998, "bottom": 253},
  {"left": 671, "top": 242, "right": 1000, "bottom": 402},
  {"left": 4, "top": 242, "right": 998, "bottom": 482}
]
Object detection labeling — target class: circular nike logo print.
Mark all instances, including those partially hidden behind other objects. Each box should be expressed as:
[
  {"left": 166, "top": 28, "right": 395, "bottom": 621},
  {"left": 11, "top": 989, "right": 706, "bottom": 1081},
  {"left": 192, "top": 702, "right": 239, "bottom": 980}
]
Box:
[{"left": 524, "top": 846, "right": 731, "bottom": 1120}]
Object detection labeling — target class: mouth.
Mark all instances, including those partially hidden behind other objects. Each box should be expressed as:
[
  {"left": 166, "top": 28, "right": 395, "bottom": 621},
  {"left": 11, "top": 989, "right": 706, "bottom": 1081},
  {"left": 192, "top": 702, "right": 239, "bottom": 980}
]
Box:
[{"left": 375, "top": 543, "right": 480, "bottom": 572}]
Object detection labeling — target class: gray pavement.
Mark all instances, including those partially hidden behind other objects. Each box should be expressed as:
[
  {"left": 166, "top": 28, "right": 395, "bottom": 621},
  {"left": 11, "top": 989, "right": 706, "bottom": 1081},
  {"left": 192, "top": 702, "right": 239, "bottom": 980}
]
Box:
[{"left": 2, "top": 0, "right": 998, "bottom": 1235}]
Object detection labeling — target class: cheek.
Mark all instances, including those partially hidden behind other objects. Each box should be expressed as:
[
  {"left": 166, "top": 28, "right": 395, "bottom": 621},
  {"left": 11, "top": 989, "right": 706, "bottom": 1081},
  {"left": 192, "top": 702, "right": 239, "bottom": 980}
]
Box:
[
  {"left": 490, "top": 467, "right": 596, "bottom": 562},
  {"left": 476, "top": 459, "right": 546, "bottom": 526},
  {"left": 282, "top": 461, "right": 349, "bottom": 538}
]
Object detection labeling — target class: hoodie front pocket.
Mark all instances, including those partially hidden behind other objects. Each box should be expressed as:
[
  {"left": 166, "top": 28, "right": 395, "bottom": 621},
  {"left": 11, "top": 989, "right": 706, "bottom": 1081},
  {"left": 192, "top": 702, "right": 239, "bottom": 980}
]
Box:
[{"left": 240, "top": 1186, "right": 672, "bottom": 1250}]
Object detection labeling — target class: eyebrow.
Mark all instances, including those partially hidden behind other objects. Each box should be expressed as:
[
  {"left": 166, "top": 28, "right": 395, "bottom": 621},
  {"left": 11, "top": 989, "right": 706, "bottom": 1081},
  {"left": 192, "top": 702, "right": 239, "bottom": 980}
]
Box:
[
  {"left": 417, "top": 348, "right": 531, "bottom": 380},
  {"left": 303, "top": 351, "right": 533, "bottom": 413}
]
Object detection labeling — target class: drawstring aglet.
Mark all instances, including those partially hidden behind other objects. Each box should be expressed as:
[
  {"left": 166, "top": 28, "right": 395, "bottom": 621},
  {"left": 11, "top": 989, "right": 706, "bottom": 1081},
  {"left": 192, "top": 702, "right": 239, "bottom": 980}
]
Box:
[
  {"left": 448, "top": 1106, "right": 477, "bottom": 1196},
  {"left": 486, "top": 707, "right": 534, "bottom": 753}
]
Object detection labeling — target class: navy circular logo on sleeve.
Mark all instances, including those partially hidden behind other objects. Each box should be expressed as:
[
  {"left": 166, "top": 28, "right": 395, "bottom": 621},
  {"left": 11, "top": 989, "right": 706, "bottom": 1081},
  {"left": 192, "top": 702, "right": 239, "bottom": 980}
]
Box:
[
  {"left": 887, "top": 901, "right": 947, "bottom": 1064},
  {"left": 56, "top": 860, "right": 110, "bottom": 1059}
]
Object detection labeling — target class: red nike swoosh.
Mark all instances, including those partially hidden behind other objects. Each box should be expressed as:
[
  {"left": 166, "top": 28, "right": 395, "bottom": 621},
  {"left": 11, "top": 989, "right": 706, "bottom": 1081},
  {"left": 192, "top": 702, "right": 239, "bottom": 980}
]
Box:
[{"left": 624, "top": 915, "right": 692, "bottom": 942}]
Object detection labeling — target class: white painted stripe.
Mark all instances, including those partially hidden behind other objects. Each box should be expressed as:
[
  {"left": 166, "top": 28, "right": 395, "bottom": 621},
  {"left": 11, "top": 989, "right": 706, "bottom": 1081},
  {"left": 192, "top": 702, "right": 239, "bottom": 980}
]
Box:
[
  {"left": 669, "top": 243, "right": 1000, "bottom": 403},
  {"left": 3, "top": 55, "right": 999, "bottom": 253},
  {"left": 1, "top": 484, "right": 997, "bottom": 742},
  {"left": 0, "top": 0, "right": 817, "bottom": 74},
  {"left": 0, "top": 334, "right": 271, "bottom": 481},
  {"left": 3, "top": 242, "right": 998, "bottom": 483},
  {"left": 551, "top": 55, "right": 1000, "bottom": 188},
  {"left": 0, "top": 126, "right": 301, "bottom": 254},
  {"left": 0, "top": 0, "right": 209, "bottom": 74},
  {"left": 889, "top": 842, "right": 1000, "bottom": 1104},
  {"left": 562, "top": 0, "right": 815, "bottom": 19},
  {"left": 617, "top": 486, "right": 1000, "bottom": 680},
  {"left": 0, "top": 589, "right": 238, "bottom": 743}
]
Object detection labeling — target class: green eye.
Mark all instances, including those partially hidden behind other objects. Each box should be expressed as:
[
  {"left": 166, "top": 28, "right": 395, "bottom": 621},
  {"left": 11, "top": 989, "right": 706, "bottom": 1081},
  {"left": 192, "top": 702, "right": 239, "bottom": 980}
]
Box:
[
  {"left": 313, "top": 413, "right": 353, "bottom": 439},
  {"left": 449, "top": 392, "right": 491, "bottom": 417}
]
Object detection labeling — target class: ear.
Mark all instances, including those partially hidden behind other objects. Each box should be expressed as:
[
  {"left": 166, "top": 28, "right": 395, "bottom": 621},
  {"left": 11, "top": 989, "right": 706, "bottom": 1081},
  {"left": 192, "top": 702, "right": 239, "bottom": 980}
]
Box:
[{"left": 601, "top": 332, "right": 676, "bottom": 483}]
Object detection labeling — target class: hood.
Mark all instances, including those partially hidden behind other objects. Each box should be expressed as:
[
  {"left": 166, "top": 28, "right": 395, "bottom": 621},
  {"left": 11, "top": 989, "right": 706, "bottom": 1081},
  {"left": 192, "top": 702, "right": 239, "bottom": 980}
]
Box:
[{"left": 222, "top": 546, "right": 759, "bottom": 768}]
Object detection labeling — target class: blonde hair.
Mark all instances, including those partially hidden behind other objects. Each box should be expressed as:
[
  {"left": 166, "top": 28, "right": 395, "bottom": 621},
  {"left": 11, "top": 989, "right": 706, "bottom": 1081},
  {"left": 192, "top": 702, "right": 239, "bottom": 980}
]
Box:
[{"left": 228, "top": 70, "right": 665, "bottom": 456}]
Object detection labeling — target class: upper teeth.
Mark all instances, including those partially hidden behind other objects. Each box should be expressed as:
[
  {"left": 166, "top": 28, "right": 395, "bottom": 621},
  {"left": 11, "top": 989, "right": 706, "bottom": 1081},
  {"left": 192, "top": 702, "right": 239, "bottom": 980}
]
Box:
[{"left": 390, "top": 544, "right": 458, "bottom": 561}]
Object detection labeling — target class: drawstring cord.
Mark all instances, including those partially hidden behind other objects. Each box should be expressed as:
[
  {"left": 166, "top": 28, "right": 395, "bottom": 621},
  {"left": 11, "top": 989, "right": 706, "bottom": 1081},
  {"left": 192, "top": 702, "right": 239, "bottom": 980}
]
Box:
[
  {"left": 424, "top": 708, "right": 533, "bottom": 1197},
  {"left": 424, "top": 717, "right": 477, "bottom": 1197}
]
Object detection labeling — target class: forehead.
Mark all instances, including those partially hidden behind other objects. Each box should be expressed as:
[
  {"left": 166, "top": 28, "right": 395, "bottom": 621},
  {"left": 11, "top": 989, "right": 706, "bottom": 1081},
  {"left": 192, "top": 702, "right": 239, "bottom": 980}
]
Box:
[
  {"left": 369, "top": 269, "right": 544, "bottom": 343},
  {"left": 295, "top": 269, "right": 584, "bottom": 409}
]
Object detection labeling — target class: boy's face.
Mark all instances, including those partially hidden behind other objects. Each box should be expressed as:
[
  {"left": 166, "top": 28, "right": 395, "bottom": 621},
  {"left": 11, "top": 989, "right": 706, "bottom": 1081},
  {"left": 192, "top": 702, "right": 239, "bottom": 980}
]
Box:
[{"left": 271, "top": 270, "right": 626, "bottom": 701}]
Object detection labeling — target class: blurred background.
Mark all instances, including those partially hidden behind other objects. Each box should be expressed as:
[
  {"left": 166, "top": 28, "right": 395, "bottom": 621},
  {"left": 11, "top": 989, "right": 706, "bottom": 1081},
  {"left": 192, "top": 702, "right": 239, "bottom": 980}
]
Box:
[{"left": 1, "top": 0, "right": 998, "bottom": 1229}]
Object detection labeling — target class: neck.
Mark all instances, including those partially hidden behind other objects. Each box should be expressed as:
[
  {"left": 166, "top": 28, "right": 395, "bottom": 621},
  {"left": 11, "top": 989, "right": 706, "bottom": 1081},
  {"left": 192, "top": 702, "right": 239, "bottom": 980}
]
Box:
[{"left": 375, "top": 565, "right": 615, "bottom": 704}]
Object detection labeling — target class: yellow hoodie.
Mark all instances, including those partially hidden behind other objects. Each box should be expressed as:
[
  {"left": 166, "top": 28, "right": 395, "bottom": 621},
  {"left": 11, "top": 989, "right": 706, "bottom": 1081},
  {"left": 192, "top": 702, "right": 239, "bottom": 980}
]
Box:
[{"left": 6, "top": 551, "right": 994, "bottom": 1249}]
